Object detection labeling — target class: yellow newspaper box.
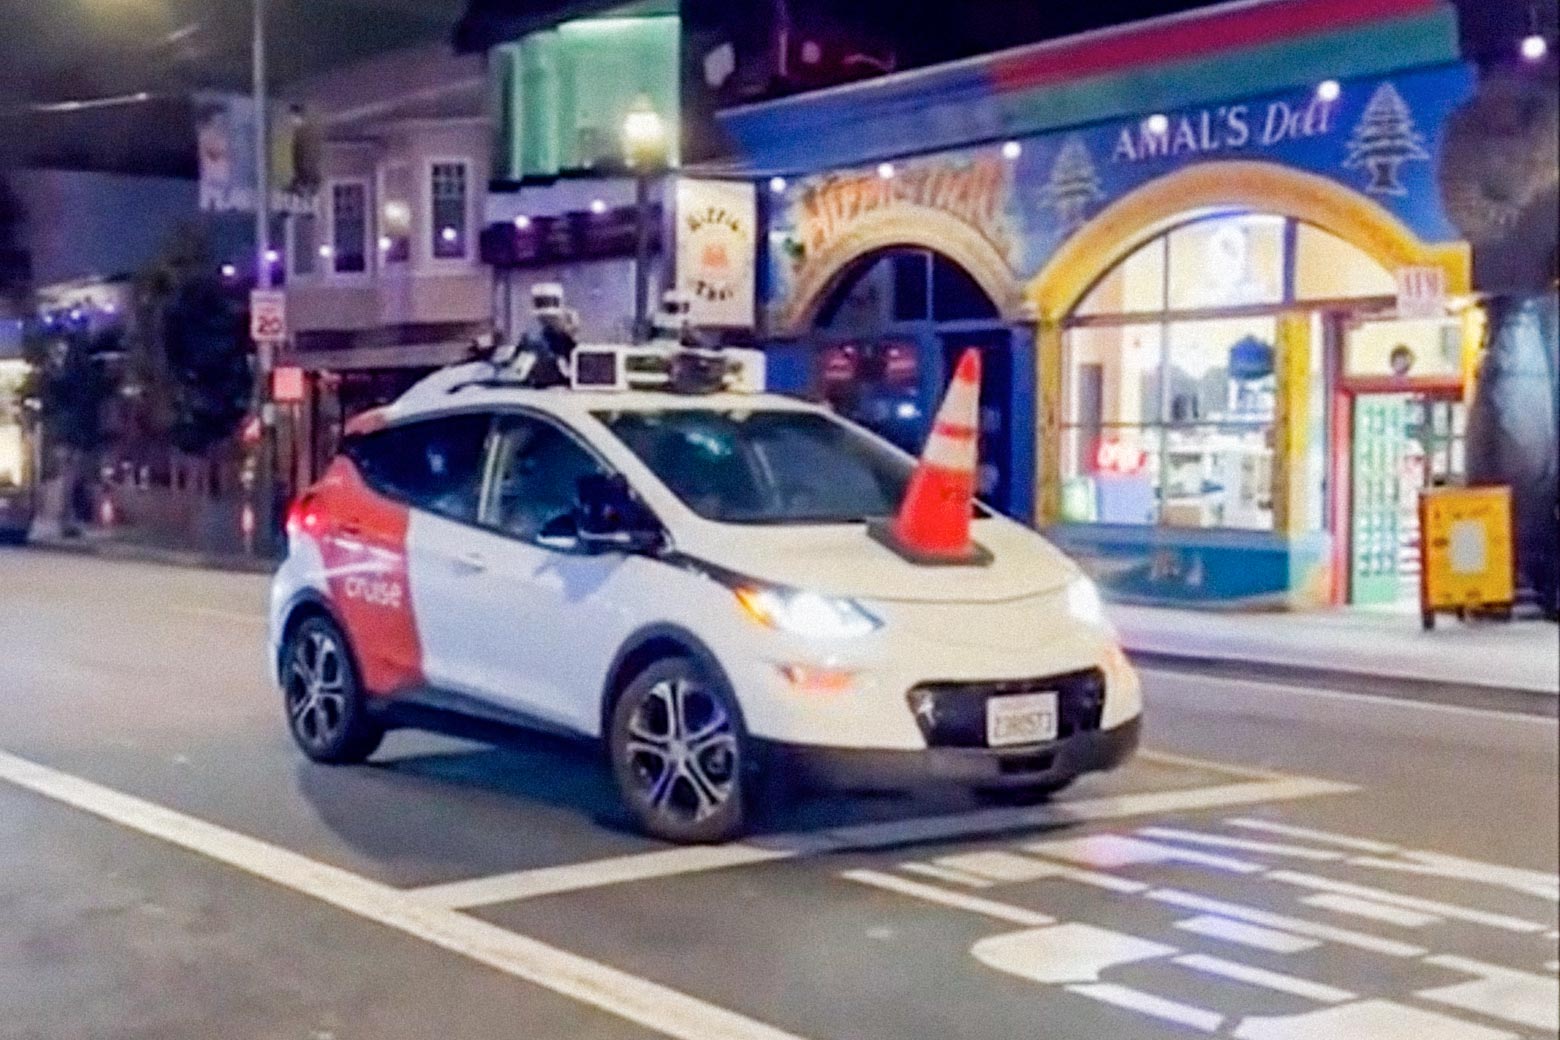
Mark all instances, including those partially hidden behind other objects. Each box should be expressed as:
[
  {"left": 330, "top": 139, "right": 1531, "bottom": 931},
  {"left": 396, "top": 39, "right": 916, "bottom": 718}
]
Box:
[{"left": 1418, "top": 485, "right": 1514, "bottom": 629}]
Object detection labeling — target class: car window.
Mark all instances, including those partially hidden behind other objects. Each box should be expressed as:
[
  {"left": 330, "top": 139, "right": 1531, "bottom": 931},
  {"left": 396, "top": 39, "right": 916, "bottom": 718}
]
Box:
[
  {"left": 482, "top": 414, "right": 607, "bottom": 542},
  {"left": 598, "top": 409, "right": 919, "bottom": 524},
  {"left": 346, "top": 413, "right": 491, "bottom": 522}
]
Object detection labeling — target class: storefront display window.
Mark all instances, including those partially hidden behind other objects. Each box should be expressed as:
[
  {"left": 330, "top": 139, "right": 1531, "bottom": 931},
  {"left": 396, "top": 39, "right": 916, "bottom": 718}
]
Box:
[{"left": 1062, "top": 211, "right": 1396, "bottom": 533}]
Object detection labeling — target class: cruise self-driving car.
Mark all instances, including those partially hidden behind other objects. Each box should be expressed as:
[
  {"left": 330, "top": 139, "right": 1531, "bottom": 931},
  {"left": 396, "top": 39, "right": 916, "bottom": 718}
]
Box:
[{"left": 268, "top": 346, "right": 1141, "bottom": 842}]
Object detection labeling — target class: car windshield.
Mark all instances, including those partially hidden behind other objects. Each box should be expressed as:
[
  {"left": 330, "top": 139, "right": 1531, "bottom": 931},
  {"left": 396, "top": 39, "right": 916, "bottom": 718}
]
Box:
[{"left": 596, "top": 409, "right": 916, "bottom": 524}]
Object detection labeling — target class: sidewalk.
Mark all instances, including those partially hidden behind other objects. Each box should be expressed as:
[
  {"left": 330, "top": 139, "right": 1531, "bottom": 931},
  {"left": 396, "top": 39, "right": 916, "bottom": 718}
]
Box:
[
  {"left": 23, "top": 531, "right": 278, "bottom": 575},
  {"left": 1111, "top": 601, "right": 1560, "bottom": 695}
]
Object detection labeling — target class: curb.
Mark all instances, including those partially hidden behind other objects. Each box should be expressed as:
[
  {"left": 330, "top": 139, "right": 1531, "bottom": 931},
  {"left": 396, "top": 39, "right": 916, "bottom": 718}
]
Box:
[
  {"left": 1127, "top": 649, "right": 1559, "bottom": 716},
  {"left": 21, "top": 538, "right": 279, "bottom": 576}
]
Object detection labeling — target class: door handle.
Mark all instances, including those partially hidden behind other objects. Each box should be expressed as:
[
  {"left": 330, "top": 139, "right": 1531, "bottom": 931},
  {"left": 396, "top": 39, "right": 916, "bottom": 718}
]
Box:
[{"left": 455, "top": 551, "right": 488, "bottom": 573}]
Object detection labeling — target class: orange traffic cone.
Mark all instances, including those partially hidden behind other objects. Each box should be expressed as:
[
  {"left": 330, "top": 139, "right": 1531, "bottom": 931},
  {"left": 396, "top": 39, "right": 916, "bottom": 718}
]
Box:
[{"left": 871, "top": 348, "right": 992, "bottom": 566}]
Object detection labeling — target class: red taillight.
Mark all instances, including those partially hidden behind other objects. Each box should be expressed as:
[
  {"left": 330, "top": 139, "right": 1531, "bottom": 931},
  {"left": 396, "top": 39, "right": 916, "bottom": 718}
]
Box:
[{"left": 285, "top": 495, "right": 320, "bottom": 537}]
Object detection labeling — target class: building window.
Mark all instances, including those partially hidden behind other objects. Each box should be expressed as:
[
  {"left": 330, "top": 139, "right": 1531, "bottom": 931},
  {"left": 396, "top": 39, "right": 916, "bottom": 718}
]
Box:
[
  {"left": 1060, "top": 211, "right": 1392, "bottom": 532},
  {"left": 291, "top": 211, "right": 319, "bottom": 278},
  {"left": 380, "top": 164, "right": 412, "bottom": 266},
  {"left": 330, "top": 182, "right": 368, "bottom": 274},
  {"left": 430, "top": 161, "right": 469, "bottom": 260}
]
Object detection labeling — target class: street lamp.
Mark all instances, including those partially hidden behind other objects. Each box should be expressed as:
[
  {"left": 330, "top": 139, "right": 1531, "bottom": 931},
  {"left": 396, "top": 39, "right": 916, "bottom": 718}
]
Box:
[{"left": 621, "top": 96, "right": 668, "bottom": 343}]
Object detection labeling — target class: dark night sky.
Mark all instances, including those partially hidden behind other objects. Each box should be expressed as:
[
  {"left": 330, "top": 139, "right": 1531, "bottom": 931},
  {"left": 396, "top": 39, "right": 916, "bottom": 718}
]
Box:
[{"left": 0, "top": 0, "right": 1551, "bottom": 175}]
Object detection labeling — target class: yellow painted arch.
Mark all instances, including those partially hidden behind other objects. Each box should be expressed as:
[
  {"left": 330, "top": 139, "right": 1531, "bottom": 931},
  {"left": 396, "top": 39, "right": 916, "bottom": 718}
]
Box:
[
  {"left": 1027, "top": 160, "right": 1471, "bottom": 320},
  {"left": 778, "top": 205, "right": 1025, "bottom": 334},
  {"left": 1026, "top": 160, "right": 1472, "bottom": 524}
]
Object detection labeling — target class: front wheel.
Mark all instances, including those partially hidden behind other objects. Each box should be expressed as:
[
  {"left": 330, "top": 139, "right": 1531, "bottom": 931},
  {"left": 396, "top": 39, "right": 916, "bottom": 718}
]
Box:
[
  {"left": 609, "top": 658, "right": 749, "bottom": 843},
  {"left": 281, "top": 616, "right": 384, "bottom": 764}
]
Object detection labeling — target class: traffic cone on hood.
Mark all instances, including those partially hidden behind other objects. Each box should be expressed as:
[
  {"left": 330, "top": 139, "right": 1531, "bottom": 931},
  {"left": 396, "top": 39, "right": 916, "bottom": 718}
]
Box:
[{"left": 870, "top": 348, "right": 992, "bottom": 566}]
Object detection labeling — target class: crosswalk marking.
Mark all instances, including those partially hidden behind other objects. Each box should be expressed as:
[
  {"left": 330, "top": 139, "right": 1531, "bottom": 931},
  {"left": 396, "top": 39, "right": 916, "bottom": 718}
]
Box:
[
  {"left": 1026, "top": 833, "right": 1264, "bottom": 875},
  {"left": 1300, "top": 892, "right": 1441, "bottom": 928},
  {"left": 1136, "top": 826, "right": 1344, "bottom": 861},
  {"left": 898, "top": 861, "right": 994, "bottom": 888},
  {"left": 1417, "top": 955, "right": 1560, "bottom": 1031},
  {"left": 1266, "top": 870, "right": 1549, "bottom": 934},
  {"left": 842, "top": 869, "right": 1055, "bottom": 926},
  {"left": 1147, "top": 889, "right": 1428, "bottom": 957},
  {"left": 1065, "top": 982, "right": 1224, "bottom": 1033},
  {"left": 1173, "top": 915, "right": 1319, "bottom": 954},
  {"left": 1173, "top": 953, "right": 1356, "bottom": 1004},
  {"left": 1231, "top": 999, "right": 1519, "bottom": 1040},
  {"left": 1225, "top": 818, "right": 1399, "bottom": 854}
]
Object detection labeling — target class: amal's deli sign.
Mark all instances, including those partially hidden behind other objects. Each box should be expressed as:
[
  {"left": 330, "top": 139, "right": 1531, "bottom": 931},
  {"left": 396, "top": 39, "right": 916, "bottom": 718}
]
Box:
[{"left": 795, "top": 156, "right": 1014, "bottom": 266}]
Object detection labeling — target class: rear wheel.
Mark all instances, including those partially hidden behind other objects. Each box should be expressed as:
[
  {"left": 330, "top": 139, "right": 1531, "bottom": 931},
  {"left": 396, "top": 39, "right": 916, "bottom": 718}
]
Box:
[
  {"left": 282, "top": 616, "right": 384, "bottom": 764},
  {"left": 609, "top": 658, "right": 748, "bottom": 843}
]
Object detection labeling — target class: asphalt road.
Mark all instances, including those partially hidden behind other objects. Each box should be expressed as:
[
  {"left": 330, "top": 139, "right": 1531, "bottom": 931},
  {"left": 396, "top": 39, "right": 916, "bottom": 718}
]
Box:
[{"left": 1, "top": 549, "right": 1556, "bottom": 1040}]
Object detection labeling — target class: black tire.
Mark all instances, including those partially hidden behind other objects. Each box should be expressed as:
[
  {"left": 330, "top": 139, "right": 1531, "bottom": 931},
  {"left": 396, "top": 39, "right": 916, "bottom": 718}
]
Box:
[
  {"left": 609, "top": 657, "right": 749, "bottom": 844},
  {"left": 974, "top": 777, "right": 1075, "bottom": 806},
  {"left": 281, "top": 616, "right": 384, "bottom": 765}
]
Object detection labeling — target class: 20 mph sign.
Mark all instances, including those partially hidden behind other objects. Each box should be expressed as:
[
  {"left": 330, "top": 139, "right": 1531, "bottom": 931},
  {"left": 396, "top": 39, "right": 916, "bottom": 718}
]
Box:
[{"left": 250, "top": 290, "right": 288, "bottom": 342}]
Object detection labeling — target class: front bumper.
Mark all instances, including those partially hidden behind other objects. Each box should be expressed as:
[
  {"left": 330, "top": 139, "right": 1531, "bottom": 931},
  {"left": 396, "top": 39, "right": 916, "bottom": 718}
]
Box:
[{"left": 756, "top": 713, "right": 1141, "bottom": 792}]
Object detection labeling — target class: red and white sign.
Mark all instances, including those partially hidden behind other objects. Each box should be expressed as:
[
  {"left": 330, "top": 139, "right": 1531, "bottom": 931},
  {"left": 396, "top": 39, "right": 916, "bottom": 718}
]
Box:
[
  {"left": 1095, "top": 438, "right": 1148, "bottom": 475},
  {"left": 271, "top": 365, "right": 306, "bottom": 404},
  {"left": 250, "top": 289, "right": 288, "bottom": 342},
  {"left": 1395, "top": 266, "right": 1446, "bottom": 320}
]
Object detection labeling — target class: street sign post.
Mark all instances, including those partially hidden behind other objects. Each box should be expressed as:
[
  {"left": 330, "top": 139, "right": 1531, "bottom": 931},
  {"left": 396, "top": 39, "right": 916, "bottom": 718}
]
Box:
[{"left": 250, "top": 289, "right": 287, "bottom": 343}]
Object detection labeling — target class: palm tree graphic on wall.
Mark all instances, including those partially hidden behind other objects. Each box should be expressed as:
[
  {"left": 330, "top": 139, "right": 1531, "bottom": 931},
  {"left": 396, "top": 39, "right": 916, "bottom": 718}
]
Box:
[{"left": 1345, "top": 82, "right": 1431, "bottom": 196}]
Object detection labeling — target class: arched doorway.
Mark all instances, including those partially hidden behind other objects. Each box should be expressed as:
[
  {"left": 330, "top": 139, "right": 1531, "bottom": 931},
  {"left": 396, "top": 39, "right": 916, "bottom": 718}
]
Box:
[{"left": 807, "top": 247, "right": 1035, "bottom": 518}]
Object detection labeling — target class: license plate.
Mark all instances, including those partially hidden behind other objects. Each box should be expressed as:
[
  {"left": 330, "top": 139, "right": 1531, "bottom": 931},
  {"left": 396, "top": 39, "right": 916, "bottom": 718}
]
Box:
[{"left": 986, "top": 692, "right": 1059, "bottom": 747}]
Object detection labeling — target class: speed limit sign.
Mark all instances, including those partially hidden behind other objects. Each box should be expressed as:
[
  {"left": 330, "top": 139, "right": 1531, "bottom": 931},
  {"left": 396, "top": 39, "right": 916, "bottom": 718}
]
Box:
[{"left": 250, "top": 290, "right": 288, "bottom": 343}]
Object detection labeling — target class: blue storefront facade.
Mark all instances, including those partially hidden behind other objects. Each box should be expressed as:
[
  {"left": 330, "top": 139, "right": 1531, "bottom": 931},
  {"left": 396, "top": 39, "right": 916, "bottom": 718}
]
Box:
[{"left": 720, "top": 0, "right": 1484, "bottom": 608}]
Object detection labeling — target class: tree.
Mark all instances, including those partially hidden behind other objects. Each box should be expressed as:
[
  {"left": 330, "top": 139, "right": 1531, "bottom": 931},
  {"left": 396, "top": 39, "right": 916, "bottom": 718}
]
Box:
[
  {"left": 126, "top": 226, "right": 251, "bottom": 461},
  {"left": 21, "top": 321, "right": 121, "bottom": 532},
  {"left": 1042, "top": 135, "right": 1103, "bottom": 229},
  {"left": 1345, "top": 82, "right": 1431, "bottom": 196}
]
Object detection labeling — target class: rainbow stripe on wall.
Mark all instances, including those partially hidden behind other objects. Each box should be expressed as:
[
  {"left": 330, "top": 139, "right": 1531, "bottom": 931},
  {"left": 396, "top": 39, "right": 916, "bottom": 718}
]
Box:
[{"left": 720, "top": 0, "right": 1460, "bottom": 173}]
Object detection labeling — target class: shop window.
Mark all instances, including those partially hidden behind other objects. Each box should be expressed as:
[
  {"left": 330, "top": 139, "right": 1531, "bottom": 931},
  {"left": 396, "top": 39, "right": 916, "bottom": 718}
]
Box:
[
  {"left": 1076, "top": 237, "right": 1165, "bottom": 316},
  {"left": 291, "top": 211, "right": 319, "bottom": 278},
  {"left": 1166, "top": 213, "right": 1284, "bottom": 311},
  {"left": 1294, "top": 223, "right": 1395, "bottom": 301},
  {"left": 380, "top": 164, "right": 412, "bottom": 266},
  {"left": 330, "top": 182, "right": 369, "bottom": 275},
  {"left": 431, "top": 161, "right": 470, "bottom": 260},
  {"left": 933, "top": 256, "right": 999, "bottom": 322}
]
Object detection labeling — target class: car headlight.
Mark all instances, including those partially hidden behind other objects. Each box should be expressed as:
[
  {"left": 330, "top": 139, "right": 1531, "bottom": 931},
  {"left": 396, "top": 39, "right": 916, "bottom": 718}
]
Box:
[
  {"left": 734, "top": 585, "right": 881, "bottom": 639},
  {"left": 1066, "top": 576, "right": 1107, "bottom": 627}
]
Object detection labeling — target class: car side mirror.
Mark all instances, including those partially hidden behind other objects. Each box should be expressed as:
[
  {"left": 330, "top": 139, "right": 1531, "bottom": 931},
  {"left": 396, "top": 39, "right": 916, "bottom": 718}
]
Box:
[{"left": 575, "top": 473, "right": 661, "bottom": 555}]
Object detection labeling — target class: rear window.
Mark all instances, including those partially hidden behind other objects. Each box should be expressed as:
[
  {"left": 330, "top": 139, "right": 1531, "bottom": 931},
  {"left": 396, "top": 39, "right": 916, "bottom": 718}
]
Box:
[{"left": 346, "top": 413, "right": 490, "bottom": 522}]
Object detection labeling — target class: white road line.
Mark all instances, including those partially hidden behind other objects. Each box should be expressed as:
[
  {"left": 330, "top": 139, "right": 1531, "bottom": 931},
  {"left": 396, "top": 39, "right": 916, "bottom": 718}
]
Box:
[
  {"left": 1348, "top": 852, "right": 1560, "bottom": 902},
  {"left": 1300, "top": 892, "right": 1442, "bottom": 928},
  {"left": 1136, "top": 826, "right": 1344, "bottom": 861},
  {"left": 935, "top": 850, "right": 1066, "bottom": 883},
  {"left": 1225, "top": 817, "right": 1401, "bottom": 854},
  {"left": 1050, "top": 866, "right": 1151, "bottom": 894},
  {"left": 1064, "top": 983, "right": 1223, "bottom": 1033},
  {"left": 1173, "top": 915, "right": 1319, "bottom": 954},
  {"left": 898, "top": 862, "right": 994, "bottom": 888},
  {"left": 840, "top": 870, "right": 1055, "bottom": 926},
  {"left": 0, "top": 750, "right": 810, "bottom": 1040},
  {"left": 1173, "top": 953, "right": 1356, "bottom": 1004},
  {"left": 1134, "top": 748, "right": 1295, "bottom": 783},
  {"left": 411, "top": 844, "right": 796, "bottom": 909},
  {"left": 1265, "top": 870, "right": 1549, "bottom": 934},
  {"left": 1025, "top": 833, "right": 1264, "bottom": 875},
  {"left": 1148, "top": 889, "right": 1428, "bottom": 957},
  {"left": 414, "top": 775, "right": 1355, "bottom": 909}
]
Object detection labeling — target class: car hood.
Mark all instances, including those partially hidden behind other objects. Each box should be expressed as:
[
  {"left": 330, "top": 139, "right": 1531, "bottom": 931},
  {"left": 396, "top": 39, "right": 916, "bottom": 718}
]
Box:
[{"left": 680, "top": 518, "right": 1079, "bottom": 605}]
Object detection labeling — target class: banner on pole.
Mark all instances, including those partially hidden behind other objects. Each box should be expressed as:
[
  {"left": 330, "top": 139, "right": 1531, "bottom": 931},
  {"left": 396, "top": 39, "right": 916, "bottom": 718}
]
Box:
[
  {"left": 675, "top": 179, "right": 757, "bottom": 329},
  {"left": 197, "top": 93, "right": 322, "bottom": 215}
]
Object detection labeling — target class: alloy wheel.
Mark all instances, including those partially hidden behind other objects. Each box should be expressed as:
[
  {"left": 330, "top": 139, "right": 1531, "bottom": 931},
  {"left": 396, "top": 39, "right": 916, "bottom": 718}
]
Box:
[
  {"left": 286, "top": 629, "right": 349, "bottom": 752},
  {"left": 622, "top": 677, "right": 739, "bottom": 825}
]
